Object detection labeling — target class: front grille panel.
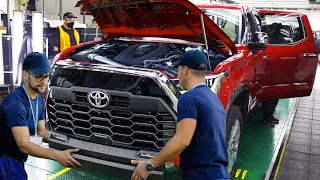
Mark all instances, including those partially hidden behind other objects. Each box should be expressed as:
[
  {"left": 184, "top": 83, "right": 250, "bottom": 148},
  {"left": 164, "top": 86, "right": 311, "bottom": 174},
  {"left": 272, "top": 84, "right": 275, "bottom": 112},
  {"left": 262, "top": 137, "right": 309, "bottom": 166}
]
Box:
[
  {"left": 74, "top": 92, "right": 130, "bottom": 108},
  {"left": 109, "top": 110, "right": 132, "bottom": 118},
  {"left": 71, "top": 104, "right": 90, "bottom": 112},
  {"left": 47, "top": 87, "right": 176, "bottom": 151},
  {"left": 110, "top": 96, "right": 130, "bottom": 107},
  {"left": 91, "top": 119, "right": 112, "bottom": 127},
  {"left": 56, "top": 119, "right": 73, "bottom": 128},
  {"left": 132, "top": 132, "right": 158, "bottom": 142},
  {"left": 73, "top": 113, "right": 91, "bottom": 120},
  {"left": 73, "top": 120, "right": 91, "bottom": 128},
  {"left": 132, "top": 141, "right": 157, "bottom": 150},
  {"left": 110, "top": 118, "right": 133, "bottom": 127},
  {"left": 91, "top": 126, "right": 112, "bottom": 136},
  {"left": 131, "top": 116, "right": 157, "bottom": 124},
  {"left": 56, "top": 126, "right": 74, "bottom": 135},
  {"left": 75, "top": 92, "right": 87, "bottom": 103},
  {"left": 56, "top": 112, "right": 73, "bottom": 121},
  {"left": 74, "top": 127, "right": 92, "bottom": 137},
  {"left": 131, "top": 123, "right": 157, "bottom": 133},
  {"left": 112, "top": 134, "right": 133, "bottom": 143},
  {"left": 90, "top": 110, "right": 111, "bottom": 119},
  {"left": 55, "top": 105, "right": 72, "bottom": 113},
  {"left": 55, "top": 99, "right": 72, "bottom": 105}
]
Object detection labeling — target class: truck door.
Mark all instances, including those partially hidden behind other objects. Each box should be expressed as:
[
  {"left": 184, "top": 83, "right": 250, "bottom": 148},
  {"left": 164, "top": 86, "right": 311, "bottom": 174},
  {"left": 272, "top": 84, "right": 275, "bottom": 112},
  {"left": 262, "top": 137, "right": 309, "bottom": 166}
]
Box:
[{"left": 256, "top": 10, "right": 318, "bottom": 100}]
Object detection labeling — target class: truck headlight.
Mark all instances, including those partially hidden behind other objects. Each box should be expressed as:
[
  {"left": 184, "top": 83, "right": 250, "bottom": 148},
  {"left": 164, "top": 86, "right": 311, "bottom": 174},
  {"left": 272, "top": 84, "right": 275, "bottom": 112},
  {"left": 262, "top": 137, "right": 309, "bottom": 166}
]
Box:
[
  {"left": 210, "top": 72, "right": 228, "bottom": 96},
  {"left": 50, "top": 53, "right": 61, "bottom": 68}
]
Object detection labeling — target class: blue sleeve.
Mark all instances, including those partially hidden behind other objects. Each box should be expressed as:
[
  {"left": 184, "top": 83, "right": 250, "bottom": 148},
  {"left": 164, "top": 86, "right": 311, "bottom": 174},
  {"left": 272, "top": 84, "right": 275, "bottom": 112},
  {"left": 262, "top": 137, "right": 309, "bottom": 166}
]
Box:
[
  {"left": 38, "top": 95, "right": 45, "bottom": 121},
  {"left": 2, "top": 99, "right": 28, "bottom": 128},
  {"left": 177, "top": 93, "right": 198, "bottom": 122}
]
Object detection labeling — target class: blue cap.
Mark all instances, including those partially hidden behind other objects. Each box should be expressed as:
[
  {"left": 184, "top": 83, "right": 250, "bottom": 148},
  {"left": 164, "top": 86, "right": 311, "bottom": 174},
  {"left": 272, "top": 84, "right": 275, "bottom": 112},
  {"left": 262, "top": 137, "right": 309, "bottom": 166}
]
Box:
[
  {"left": 175, "top": 50, "right": 209, "bottom": 71},
  {"left": 23, "top": 52, "right": 53, "bottom": 75}
]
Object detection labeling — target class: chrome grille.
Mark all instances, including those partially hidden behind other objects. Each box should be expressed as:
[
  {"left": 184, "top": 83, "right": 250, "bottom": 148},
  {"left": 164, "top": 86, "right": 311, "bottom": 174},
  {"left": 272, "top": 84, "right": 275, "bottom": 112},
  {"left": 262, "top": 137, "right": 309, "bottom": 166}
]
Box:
[{"left": 47, "top": 89, "right": 176, "bottom": 151}]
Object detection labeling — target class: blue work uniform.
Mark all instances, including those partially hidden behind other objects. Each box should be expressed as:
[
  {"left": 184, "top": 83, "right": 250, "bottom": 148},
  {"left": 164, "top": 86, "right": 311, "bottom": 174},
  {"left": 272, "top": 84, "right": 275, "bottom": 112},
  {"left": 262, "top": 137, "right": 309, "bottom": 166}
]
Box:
[
  {"left": 0, "top": 86, "right": 45, "bottom": 180},
  {"left": 177, "top": 84, "right": 229, "bottom": 180}
]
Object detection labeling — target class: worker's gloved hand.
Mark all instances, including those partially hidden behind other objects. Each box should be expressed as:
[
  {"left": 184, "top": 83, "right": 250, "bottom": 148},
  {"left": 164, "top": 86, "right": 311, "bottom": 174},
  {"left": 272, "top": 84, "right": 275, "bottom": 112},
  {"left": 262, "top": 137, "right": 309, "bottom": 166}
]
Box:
[{"left": 54, "top": 149, "right": 82, "bottom": 168}]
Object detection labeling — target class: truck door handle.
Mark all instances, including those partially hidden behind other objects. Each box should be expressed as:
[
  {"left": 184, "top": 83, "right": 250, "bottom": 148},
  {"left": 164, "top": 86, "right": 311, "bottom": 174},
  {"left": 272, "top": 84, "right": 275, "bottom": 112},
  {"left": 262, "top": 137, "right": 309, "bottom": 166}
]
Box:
[
  {"left": 262, "top": 55, "right": 268, "bottom": 60},
  {"left": 303, "top": 53, "right": 317, "bottom": 57}
]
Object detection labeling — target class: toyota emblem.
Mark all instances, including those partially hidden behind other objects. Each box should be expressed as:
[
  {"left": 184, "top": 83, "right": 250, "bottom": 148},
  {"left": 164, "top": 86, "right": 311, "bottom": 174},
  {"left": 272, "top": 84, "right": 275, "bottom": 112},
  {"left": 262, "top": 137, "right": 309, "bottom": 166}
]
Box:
[{"left": 87, "top": 91, "right": 110, "bottom": 108}]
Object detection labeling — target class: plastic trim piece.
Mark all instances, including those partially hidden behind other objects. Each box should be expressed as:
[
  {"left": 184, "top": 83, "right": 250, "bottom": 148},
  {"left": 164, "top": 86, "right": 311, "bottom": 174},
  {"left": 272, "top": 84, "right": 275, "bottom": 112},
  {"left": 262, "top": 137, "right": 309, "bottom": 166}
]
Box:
[{"left": 49, "top": 134, "right": 165, "bottom": 180}]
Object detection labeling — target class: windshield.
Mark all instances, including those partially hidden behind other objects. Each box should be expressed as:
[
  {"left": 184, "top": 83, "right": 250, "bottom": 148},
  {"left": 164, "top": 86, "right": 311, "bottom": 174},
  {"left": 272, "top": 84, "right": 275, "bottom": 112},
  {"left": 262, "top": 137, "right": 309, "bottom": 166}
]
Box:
[{"left": 202, "top": 8, "right": 241, "bottom": 44}]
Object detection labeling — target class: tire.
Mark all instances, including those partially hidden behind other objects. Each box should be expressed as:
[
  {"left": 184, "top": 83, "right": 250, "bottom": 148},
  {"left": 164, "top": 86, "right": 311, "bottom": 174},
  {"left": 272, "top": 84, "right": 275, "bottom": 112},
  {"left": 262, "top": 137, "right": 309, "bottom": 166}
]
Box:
[{"left": 226, "top": 105, "right": 243, "bottom": 176}]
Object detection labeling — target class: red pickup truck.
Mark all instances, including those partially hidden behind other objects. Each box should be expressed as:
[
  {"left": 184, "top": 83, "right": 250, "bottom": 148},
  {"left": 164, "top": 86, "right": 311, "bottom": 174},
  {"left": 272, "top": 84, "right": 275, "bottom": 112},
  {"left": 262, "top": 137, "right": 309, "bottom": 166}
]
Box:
[{"left": 46, "top": 0, "right": 318, "bottom": 179}]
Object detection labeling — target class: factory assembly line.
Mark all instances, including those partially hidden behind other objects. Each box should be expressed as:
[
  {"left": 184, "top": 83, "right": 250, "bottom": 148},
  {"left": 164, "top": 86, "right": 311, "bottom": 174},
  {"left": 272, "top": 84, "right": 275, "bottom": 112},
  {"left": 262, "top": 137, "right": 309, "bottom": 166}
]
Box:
[{"left": 1, "top": 0, "right": 319, "bottom": 179}]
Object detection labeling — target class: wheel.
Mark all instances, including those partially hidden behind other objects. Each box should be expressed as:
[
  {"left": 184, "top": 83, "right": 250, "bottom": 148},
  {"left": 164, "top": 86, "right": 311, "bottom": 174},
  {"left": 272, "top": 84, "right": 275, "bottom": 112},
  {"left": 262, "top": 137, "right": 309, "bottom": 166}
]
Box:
[{"left": 226, "top": 105, "right": 243, "bottom": 176}]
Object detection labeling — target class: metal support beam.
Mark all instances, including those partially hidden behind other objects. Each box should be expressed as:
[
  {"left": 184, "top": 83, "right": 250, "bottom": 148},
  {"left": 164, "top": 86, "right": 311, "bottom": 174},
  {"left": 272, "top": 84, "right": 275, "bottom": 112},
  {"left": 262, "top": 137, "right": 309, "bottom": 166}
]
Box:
[
  {"left": 7, "top": 0, "right": 13, "bottom": 89},
  {"left": 12, "top": 10, "right": 23, "bottom": 86},
  {"left": 83, "top": 10, "right": 86, "bottom": 42},
  {"left": 0, "top": 11, "right": 4, "bottom": 85},
  {"left": 32, "top": 12, "right": 43, "bottom": 53},
  {"left": 59, "top": 0, "right": 62, "bottom": 20},
  {"left": 7, "top": 0, "right": 10, "bottom": 35},
  {"left": 45, "top": 37, "right": 48, "bottom": 58},
  {"left": 43, "top": 0, "right": 46, "bottom": 18},
  {"left": 14, "top": 0, "right": 20, "bottom": 11}
]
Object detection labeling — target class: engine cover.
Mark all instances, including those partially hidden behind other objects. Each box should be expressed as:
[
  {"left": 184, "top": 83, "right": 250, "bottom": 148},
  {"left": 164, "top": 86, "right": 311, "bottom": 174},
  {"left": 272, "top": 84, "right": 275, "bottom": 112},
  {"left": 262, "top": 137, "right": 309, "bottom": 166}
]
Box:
[{"left": 115, "top": 43, "right": 173, "bottom": 66}]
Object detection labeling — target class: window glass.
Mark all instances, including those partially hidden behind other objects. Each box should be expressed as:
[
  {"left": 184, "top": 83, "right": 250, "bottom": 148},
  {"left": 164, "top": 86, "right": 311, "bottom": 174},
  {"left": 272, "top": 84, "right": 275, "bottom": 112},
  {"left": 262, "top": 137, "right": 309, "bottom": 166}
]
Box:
[
  {"left": 260, "top": 13, "right": 305, "bottom": 44},
  {"left": 253, "top": 15, "right": 261, "bottom": 32},
  {"left": 242, "top": 16, "right": 253, "bottom": 44},
  {"left": 202, "top": 8, "right": 241, "bottom": 44}
]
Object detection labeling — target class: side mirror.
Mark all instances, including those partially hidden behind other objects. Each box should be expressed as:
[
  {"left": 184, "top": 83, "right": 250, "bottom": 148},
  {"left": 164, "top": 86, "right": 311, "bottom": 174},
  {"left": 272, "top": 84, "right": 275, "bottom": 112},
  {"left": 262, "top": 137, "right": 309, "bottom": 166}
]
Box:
[{"left": 248, "top": 32, "right": 268, "bottom": 50}]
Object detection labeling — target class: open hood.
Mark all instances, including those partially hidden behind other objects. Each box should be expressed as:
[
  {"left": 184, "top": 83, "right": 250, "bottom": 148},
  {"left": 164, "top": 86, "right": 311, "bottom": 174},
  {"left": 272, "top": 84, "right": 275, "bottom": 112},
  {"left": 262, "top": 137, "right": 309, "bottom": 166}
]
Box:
[{"left": 81, "top": 0, "right": 237, "bottom": 52}]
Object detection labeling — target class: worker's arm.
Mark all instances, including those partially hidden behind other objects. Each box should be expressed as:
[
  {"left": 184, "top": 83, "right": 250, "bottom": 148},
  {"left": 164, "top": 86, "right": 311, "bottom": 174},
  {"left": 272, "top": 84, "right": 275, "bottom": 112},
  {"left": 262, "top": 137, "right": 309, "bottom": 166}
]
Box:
[
  {"left": 131, "top": 118, "right": 196, "bottom": 180},
  {"left": 11, "top": 126, "right": 81, "bottom": 167},
  {"left": 131, "top": 94, "right": 198, "bottom": 180},
  {"left": 3, "top": 99, "right": 81, "bottom": 167},
  {"left": 37, "top": 98, "right": 50, "bottom": 142},
  {"left": 37, "top": 120, "right": 50, "bottom": 143},
  {"left": 53, "top": 46, "right": 59, "bottom": 51},
  {"left": 150, "top": 118, "right": 196, "bottom": 167},
  {"left": 148, "top": 93, "right": 199, "bottom": 167}
]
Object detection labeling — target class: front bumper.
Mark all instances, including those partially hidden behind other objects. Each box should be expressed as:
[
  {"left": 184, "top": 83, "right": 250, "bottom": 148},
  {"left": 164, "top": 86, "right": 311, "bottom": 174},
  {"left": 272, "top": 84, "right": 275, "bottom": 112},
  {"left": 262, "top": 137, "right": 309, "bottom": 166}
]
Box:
[{"left": 48, "top": 132, "right": 167, "bottom": 180}]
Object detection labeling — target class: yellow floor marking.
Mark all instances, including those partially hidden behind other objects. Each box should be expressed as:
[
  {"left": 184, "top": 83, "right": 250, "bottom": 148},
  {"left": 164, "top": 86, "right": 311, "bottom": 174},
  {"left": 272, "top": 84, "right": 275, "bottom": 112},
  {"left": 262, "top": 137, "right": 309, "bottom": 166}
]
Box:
[
  {"left": 46, "top": 167, "right": 71, "bottom": 180},
  {"left": 241, "top": 170, "right": 248, "bottom": 179},
  {"left": 274, "top": 122, "right": 293, "bottom": 179},
  {"left": 235, "top": 169, "right": 242, "bottom": 178}
]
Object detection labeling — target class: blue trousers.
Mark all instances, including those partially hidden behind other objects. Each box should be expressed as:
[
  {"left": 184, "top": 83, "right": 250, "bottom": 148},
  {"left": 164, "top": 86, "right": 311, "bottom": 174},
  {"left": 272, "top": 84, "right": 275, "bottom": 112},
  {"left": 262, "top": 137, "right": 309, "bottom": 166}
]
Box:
[{"left": 0, "top": 157, "right": 27, "bottom": 180}]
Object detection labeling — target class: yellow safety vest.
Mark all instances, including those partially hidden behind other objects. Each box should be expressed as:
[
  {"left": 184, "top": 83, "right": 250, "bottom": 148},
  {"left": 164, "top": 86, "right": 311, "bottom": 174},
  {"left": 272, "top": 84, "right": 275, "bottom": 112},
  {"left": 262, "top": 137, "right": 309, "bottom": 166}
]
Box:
[{"left": 58, "top": 26, "right": 80, "bottom": 52}]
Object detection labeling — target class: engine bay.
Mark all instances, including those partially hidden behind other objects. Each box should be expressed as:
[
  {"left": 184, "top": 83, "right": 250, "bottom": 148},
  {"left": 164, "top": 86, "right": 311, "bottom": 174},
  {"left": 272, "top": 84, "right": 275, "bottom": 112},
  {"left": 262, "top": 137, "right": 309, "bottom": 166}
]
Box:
[{"left": 68, "top": 40, "right": 229, "bottom": 78}]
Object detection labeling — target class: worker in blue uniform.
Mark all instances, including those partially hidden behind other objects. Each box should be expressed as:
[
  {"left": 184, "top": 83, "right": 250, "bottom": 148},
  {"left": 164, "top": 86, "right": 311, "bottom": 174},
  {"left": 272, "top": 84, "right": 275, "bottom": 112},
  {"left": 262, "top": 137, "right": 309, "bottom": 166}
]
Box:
[
  {"left": 131, "top": 50, "right": 229, "bottom": 180},
  {"left": 0, "top": 52, "right": 81, "bottom": 180}
]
